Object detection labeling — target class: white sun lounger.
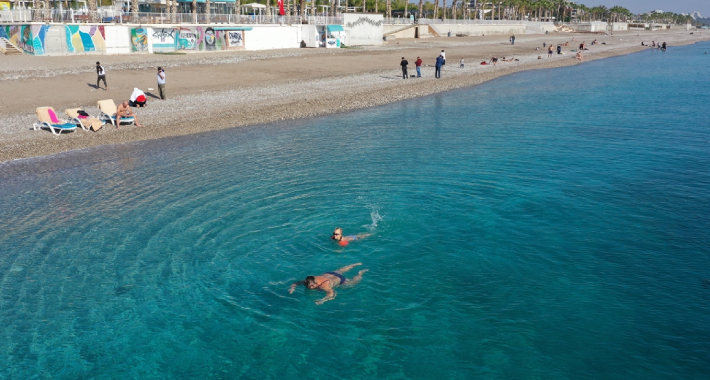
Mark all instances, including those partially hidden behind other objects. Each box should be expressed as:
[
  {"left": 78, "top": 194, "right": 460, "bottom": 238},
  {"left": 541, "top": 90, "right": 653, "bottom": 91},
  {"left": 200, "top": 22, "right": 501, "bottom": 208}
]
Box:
[
  {"left": 33, "top": 107, "right": 79, "bottom": 135},
  {"left": 98, "top": 99, "right": 135, "bottom": 127},
  {"left": 65, "top": 108, "right": 105, "bottom": 132}
]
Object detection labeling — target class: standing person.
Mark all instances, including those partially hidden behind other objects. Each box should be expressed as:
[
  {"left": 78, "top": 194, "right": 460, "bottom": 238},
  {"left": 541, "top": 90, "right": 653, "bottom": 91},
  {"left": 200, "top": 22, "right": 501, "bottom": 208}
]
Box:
[
  {"left": 459, "top": 57, "right": 464, "bottom": 68},
  {"left": 548, "top": 45, "right": 554, "bottom": 58},
  {"left": 511, "top": 34, "right": 515, "bottom": 45},
  {"left": 435, "top": 55, "right": 444, "bottom": 78},
  {"left": 557, "top": 44, "right": 562, "bottom": 55},
  {"left": 157, "top": 67, "right": 166, "bottom": 100},
  {"left": 440, "top": 49, "right": 446, "bottom": 65},
  {"left": 400, "top": 57, "right": 409, "bottom": 79},
  {"left": 288, "top": 263, "right": 369, "bottom": 305},
  {"left": 415, "top": 56, "right": 423, "bottom": 77},
  {"left": 96, "top": 61, "right": 107, "bottom": 91}
]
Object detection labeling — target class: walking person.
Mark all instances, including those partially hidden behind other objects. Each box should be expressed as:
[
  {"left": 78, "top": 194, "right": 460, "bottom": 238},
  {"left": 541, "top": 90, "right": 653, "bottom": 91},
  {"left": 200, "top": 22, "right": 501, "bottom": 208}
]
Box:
[
  {"left": 96, "top": 61, "right": 107, "bottom": 91},
  {"left": 400, "top": 57, "right": 409, "bottom": 79},
  {"left": 157, "top": 67, "right": 166, "bottom": 100},
  {"left": 415, "top": 56, "right": 423, "bottom": 77},
  {"left": 435, "top": 55, "right": 444, "bottom": 78}
]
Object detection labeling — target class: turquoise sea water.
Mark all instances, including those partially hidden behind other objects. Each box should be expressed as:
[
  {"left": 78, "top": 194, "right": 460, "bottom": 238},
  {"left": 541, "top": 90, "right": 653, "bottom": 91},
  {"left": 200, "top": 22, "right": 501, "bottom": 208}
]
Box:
[{"left": 1, "top": 42, "right": 709, "bottom": 379}]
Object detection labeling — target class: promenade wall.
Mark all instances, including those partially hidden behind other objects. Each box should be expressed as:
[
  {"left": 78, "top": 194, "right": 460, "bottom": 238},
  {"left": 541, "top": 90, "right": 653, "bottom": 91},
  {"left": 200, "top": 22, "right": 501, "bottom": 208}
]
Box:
[{"left": 0, "top": 16, "right": 386, "bottom": 55}]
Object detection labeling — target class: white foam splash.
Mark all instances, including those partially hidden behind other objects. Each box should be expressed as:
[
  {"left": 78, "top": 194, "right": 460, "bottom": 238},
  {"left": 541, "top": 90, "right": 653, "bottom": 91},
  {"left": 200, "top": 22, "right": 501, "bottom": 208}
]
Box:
[{"left": 368, "top": 206, "right": 383, "bottom": 231}]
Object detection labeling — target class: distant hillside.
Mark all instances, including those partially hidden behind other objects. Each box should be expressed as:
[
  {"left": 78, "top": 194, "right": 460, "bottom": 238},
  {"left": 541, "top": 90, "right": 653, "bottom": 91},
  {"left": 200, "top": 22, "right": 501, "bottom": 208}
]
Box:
[{"left": 694, "top": 17, "right": 710, "bottom": 25}]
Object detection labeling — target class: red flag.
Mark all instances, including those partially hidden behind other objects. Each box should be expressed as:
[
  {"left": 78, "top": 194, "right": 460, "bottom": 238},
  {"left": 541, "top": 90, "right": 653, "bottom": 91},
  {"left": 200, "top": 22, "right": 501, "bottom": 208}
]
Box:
[{"left": 278, "top": 0, "right": 285, "bottom": 16}]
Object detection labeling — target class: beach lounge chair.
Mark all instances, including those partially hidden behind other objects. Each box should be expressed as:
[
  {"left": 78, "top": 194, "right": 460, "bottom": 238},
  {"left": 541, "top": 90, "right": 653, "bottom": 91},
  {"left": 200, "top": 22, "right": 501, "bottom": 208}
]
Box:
[
  {"left": 97, "top": 99, "right": 135, "bottom": 127},
  {"left": 65, "top": 108, "right": 105, "bottom": 132},
  {"left": 33, "top": 107, "right": 79, "bottom": 135}
]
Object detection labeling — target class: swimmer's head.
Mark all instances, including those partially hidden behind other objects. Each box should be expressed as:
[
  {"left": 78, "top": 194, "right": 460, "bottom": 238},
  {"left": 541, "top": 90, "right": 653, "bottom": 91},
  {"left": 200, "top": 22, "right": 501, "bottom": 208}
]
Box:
[
  {"left": 304, "top": 276, "right": 317, "bottom": 289},
  {"left": 332, "top": 227, "right": 343, "bottom": 241}
]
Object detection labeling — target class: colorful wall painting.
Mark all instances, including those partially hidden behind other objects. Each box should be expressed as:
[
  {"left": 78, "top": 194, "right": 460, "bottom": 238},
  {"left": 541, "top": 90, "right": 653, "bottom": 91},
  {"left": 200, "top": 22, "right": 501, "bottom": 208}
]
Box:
[
  {"left": 225, "top": 30, "right": 244, "bottom": 49},
  {"left": 2, "top": 25, "right": 49, "bottom": 55},
  {"left": 176, "top": 28, "right": 196, "bottom": 50},
  {"left": 130, "top": 27, "right": 148, "bottom": 52},
  {"left": 196, "top": 26, "right": 225, "bottom": 51},
  {"left": 65, "top": 25, "right": 106, "bottom": 53},
  {"left": 151, "top": 28, "right": 176, "bottom": 52}
]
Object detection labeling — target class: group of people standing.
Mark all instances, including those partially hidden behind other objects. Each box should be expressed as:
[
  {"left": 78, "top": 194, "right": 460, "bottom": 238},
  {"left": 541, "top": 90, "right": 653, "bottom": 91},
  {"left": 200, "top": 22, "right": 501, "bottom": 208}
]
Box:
[
  {"left": 94, "top": 62, "right": 168, "bottom": 128},
  {"left": 399, "top": 50, "right": 448, "bottom": 79}
]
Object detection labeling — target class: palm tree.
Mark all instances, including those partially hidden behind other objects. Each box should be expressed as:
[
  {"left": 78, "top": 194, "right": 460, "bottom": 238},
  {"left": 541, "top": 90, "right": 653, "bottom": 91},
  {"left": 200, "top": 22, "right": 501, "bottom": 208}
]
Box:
[
  {"left": 433, "top": 0, "right": 438, "bottom": 20},
  {"left": 87, "top": 0, "right": 98, "bottom": 22},
  {"left": 206, "top": 0, "right": 211, "bottom": 22},
  {"left": 192, "top": 0, "right": 197, "bottom": 23},
  {"left": 131, "top": 0, "right": 138, "bottom": 22}
]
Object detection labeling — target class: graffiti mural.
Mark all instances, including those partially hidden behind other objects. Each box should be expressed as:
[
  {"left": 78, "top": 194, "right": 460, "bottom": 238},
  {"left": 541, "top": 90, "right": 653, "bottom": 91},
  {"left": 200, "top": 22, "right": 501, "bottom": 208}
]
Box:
[
  {"left": 226, "top": 30, "right": 244, "bottom": 49},
  {"left": 196, "top": 26, "right": 225, "bottom": 51},
  {"left": 65, "top": 25, "right": 106, "bottom": 53},
  {"left": 151, "top": 28, "right": 176, "bottom": 52},
  {"left": 177, "top": 28, "right": 196, "bottom": 50},
  {"left": 3, "top": 25, "right": 35, "bottom": 54},
  {"left": 3, "top": 25, "right": 49, "bottom": 55},
  {"left": 130, "top": 28, "right": 148, "bottom": 52}
]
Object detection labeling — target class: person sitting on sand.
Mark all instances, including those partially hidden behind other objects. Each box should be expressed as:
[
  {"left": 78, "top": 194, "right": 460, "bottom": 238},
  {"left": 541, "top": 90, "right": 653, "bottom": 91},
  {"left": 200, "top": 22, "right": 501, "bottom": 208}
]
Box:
[
  {"left": 289, "top": 263, "right": 368, "bottom": 304},
  {"left": 575, "top": 51, "right": 583, "bottom": 61},
  {"left": 331, "top": 227, "right": 370, "bottom": 247},
  {"left": 488, "top": 56, "right": 498, "bottom": 66},
  {"left": 116, "top": 100, "right": 143, "bottom": 128}
]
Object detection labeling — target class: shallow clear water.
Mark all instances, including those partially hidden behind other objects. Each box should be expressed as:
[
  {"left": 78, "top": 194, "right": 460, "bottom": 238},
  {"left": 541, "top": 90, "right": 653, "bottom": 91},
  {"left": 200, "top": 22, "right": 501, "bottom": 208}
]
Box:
[{"left": 1, "top": 42, "right": 709, "bottom": 379}]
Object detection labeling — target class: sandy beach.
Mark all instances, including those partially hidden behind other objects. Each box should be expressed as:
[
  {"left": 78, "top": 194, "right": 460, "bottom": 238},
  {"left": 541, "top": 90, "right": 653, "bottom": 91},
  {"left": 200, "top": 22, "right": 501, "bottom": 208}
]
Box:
[{"left": 1, "top": 29, "right": 707, "bottom": 163}]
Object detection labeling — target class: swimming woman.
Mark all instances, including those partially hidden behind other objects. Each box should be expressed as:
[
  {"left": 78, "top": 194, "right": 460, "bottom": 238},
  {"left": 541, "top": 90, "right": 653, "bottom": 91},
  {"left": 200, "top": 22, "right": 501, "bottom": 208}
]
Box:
[
  {"left": 289, "top": 263, "right": 369, "bottom": 304},
  {"left": 331, "top": 227, "right": 370, "bottom": 247}
]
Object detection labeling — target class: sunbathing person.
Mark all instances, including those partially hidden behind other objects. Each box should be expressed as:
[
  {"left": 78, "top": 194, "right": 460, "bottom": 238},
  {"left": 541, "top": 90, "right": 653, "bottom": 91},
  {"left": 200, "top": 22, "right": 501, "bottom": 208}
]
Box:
[
  {"left": 116, "top": 101, "right": 143, "bottom": 128},
  {"left": 289, "top": 263, "right": 369, "bottom": 304},
  {"left": 500, "top": 57, "right": 518, "bottom": 62}
]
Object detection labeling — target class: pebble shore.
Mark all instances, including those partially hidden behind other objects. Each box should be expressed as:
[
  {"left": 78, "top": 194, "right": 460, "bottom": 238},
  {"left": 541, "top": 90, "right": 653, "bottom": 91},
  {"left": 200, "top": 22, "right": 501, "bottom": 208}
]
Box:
[{"left": 1, "top": 30, "right": 707, "bottom": 163}]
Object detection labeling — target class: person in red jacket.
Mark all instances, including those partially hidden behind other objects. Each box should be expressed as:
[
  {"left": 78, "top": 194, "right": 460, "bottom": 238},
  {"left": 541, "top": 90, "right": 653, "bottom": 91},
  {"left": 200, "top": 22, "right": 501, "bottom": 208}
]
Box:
[{"left": 415, "top": 56, "right": 423, "bottom": 77}]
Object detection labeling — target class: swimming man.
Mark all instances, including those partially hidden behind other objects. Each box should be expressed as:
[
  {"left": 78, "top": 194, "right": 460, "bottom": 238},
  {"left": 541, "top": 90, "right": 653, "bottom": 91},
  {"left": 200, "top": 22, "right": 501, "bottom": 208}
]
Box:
[
  {"left": 331, "top": 227, "right": 371, "bottom": 247},
  {"left": 289, "top": 263, "right": 368, "bottom": 304}
]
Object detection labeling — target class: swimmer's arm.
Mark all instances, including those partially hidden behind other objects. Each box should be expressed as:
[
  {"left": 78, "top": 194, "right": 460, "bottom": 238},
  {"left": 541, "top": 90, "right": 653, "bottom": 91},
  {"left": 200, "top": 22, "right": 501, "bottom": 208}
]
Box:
[
  {"left": 288, "top": 281, "right": 303, "bottom": 294},
  {"left": 315, "top": 289, "right": 336, "bottom": 305},
  {"left": 348, "top": 233, "right": 372, "bottom": 241}
]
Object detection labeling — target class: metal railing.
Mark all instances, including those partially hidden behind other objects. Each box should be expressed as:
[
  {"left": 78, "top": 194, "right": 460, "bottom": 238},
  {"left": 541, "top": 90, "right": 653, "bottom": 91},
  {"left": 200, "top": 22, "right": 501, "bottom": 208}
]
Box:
[
  {"left": 381, "top": 18, "right": 555, "bottom": 26},
  {"left": 0, "top": 9, "right": 343, "bottom": 25}
]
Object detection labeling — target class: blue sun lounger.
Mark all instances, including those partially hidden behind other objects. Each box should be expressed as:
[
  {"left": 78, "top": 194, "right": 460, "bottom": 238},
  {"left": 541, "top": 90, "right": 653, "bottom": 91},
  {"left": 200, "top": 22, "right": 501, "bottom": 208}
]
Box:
[
  {"left": 33, "top": 107, "right": 79, "bottom": 135},
  {"left": 98, "top": 99, "right": 135, "bottom": 127}
]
